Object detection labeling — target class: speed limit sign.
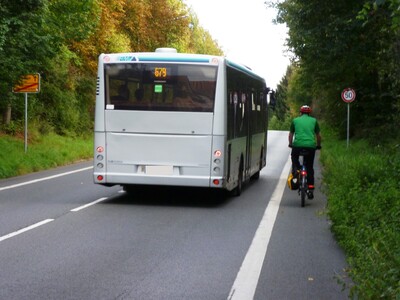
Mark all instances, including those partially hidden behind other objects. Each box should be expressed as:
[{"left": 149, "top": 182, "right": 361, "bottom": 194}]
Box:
[
  {"left": 341, "top": 88, "right": 356, "bottom": 103},
  {"left": 341, "top": 88, "right": 356, "bottom": 148}
]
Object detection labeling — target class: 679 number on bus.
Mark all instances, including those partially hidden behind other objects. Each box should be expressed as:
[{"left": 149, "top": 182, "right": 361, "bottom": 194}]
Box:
[{"left": 154, "top": 67, "right": 167, "bottom": 78}]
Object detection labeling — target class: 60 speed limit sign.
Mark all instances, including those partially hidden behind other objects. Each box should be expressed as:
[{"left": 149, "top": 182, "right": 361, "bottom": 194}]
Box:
[{"left": 341, "top": 88, "right": 356, "bottom": 103}]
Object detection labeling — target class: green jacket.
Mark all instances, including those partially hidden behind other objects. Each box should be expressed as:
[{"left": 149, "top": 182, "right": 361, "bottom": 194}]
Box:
[{"left": 290, "top": 114, "right": 320, "bottom": 148}]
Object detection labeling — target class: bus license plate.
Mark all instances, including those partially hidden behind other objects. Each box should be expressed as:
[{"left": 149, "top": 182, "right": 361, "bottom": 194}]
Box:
[{"left": 145, "top": 165, "right": 173, "bottom": 176}]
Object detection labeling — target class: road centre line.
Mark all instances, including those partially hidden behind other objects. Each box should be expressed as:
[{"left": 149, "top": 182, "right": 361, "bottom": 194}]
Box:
[
  {"left": 0, "top": 166, "right": 93, "bottom": 192},
  {"left": 228, "top": 156, "right": 291, "bottom": 300},
  {"left": 0, "top": 219, "right": 54, "bottom": 243},
  {"left": 70, "top": 197, "right": 109, "bottom": 212}
]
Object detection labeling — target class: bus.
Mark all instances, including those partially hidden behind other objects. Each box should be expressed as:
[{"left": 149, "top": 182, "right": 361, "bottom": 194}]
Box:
[{"left": 93, "top": 48, "right": 271, "bottom": 196}]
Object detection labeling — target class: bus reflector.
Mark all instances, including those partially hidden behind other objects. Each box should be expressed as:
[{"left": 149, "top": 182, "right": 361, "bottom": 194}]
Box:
[
  {"left": 213, "top": 179, "right": 220, "bottom": 185},
  {"left": 97, "top": 175, "right": 104, "bottom": 181}
]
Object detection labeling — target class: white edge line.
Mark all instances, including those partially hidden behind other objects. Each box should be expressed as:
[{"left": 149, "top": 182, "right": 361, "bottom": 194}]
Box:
[
  {"left": 70, "top": 197, "right": 108, "bottom": 212},
  {"left": 228, "top": 156, "right": 292, "bottom": 300},
  {"left": 0, "top": 219, "right": 54, "bottom": 243},
  {"left": 0, "top": 166, "right": 93, "bottom": 192}
]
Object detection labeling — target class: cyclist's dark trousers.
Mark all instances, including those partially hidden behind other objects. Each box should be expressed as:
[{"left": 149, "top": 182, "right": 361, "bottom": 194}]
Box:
[{"left": 291, "top": 147, "right": 316, "bottom": 186}]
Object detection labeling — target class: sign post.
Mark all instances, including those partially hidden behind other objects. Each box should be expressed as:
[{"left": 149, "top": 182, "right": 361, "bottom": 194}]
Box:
[
  {"left": 12, "top": 74, "right": 40, "bottom": 153},
  {"left": 341, "top": 88, "right": 356, "bottom": 148}
]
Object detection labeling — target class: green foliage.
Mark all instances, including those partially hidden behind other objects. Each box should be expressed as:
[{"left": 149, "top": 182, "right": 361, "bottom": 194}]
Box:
[
  {"left": 177, "top": 10, "right": 223, "bottom": 55},
  {"left": 0, "top": 0, "right": 222, "bottom": 137},
  {"left": 0, "top": 133, "right": 93, "bottom": 178},
  {"left": 268, "top": 114, "right": 291, "bottom": 130},
  {"left": 268, "top": 66, "right": 293, "bottom": 130},
  {"left": 272, "top": 0, "right": 400, "bottom": 143},
  {"left": 320, "top": 128, "right": 400, "bottom": 298},
  {"left": 0, "top": 0, "right": 54, "bottom": 110},
  {"left": 45, "top": 0, "right": 100, "bottom": 42},
  {"left": 267, "top": 1, "right": 400, "bottom": 294}
]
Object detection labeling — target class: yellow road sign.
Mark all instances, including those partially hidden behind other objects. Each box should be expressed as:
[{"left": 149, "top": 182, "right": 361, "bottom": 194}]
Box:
[{"left": 13, "top": 74, "right": 40, "bottom": 93}]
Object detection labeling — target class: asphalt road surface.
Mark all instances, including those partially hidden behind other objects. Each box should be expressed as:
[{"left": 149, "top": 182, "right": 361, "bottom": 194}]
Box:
[{"left": 0, "top": 130, "right": 350, "bottom": 299}]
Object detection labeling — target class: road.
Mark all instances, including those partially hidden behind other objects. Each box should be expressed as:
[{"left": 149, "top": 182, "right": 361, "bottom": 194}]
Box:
[{"left": 0, "top": 131, "right": 349, "bottom": 299}]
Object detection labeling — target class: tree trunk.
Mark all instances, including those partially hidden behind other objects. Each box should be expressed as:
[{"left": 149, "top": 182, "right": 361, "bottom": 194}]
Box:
[{"left": 2, "top": 104, "right": 11, "bottom": 125}]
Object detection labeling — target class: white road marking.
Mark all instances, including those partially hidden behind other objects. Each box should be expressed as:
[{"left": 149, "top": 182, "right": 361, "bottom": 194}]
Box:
[
  {"left": 70, "top": 197, "right": 108, "bottom": 212},
  {"left": 0, "top": 219, "right": 54, "bottom": 243},
  {"left": 0, "top": 166, "right": 93, "bottom": 192},
  {"left": 0, "top": 196, "right": 109, "bottom": 243},
  {"left": 0, "top": 165, "right": 111, "bottom": 243},
  {"left": 228, "top": 157, "right": 291, "bottom": 300}
]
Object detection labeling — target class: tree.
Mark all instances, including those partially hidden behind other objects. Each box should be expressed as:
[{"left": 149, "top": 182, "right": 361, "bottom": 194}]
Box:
[
  {"left": 0, "top": 0, "right": 54, "bottom": 123},
  {"left": 0, "top": 0, "right": 223, "bottom": 135},
  {"left": 184, "top": 11, "right": 223, "bottom": 55},
  {"left": 271, "top": 0, "right": 400, "bottom": 141}
]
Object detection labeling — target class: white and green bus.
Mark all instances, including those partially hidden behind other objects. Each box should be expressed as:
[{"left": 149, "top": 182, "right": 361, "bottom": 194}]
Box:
[{"left": 93, "top": 48, "right": 270, "bottom": 195}]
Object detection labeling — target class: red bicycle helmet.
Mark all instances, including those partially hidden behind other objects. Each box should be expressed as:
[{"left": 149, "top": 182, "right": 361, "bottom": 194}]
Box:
[{"left": 300, "top": 105, "right": 312, "bottom": 114}]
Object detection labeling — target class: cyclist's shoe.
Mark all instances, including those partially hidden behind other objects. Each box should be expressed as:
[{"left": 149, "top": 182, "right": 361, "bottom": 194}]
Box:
[{"left": 307, "top": 190, "right": 314, "bottom": 199}]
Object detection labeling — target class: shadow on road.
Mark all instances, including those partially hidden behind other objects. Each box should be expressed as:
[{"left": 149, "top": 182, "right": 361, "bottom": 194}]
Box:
[{"left": 102, "top": 185, "right": 233, "bottom": 208}]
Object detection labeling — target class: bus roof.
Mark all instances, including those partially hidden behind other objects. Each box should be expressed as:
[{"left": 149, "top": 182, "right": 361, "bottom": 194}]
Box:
[
  {"left": 225, "top": 59, "right": 266, "bottom": 83},
  {"left": 100, "top": 51, "right": 216, "bottom": 63},
  {"left": 99, "top": 50, "right": 266, "bottom": 84}
]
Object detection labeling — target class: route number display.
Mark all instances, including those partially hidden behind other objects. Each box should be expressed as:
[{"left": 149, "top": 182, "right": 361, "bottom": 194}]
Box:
[{"left": 154, "top": 67, "right": 167, "bottom": 78}]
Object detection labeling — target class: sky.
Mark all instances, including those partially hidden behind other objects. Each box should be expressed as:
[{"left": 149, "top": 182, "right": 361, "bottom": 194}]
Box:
[{"left": 183, "top": 0, "right": 290, "bottom": 89}]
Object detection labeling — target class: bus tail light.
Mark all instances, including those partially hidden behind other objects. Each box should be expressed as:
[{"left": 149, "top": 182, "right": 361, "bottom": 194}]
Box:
[
  {"left": 96, "top": 146, "right": 104, "bottom": 153},
  {"left": 214, "top": 150, "right": 222, "bottom": 157}
]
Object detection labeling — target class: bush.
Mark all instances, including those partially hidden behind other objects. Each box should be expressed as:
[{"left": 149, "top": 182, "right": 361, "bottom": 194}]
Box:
[
  {"left": 321, "top": 130, "right": 400, "bottom": 298},
  {"left": 268, "top": 113, "right": 292, "bottom": 130}
]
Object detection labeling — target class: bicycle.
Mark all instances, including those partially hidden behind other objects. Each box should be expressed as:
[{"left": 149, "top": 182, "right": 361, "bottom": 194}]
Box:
[
  {"left": 298, "top": 149, "right": 310, "bottom": 207},
  {"left": 290, "top": 147, "right": 320, "bottom": 207}
]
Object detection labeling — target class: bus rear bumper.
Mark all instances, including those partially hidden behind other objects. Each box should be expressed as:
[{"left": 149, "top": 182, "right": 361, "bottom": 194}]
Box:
[{"left": 94, "top": 173, "right": 225, "bottom": 189}]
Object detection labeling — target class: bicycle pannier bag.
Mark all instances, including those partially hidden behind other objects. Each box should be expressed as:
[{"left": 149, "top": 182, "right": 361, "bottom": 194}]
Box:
[{"left": 287, "top": 173, "right": 299, "bottom": 190}]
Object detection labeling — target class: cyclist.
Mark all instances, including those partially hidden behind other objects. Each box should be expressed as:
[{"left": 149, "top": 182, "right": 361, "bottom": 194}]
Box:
[{"left": 288, "top": 105, "right": 321, "bottom": 199}]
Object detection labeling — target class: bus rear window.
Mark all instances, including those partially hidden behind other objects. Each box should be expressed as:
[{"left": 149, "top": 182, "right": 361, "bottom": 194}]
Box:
[{"left": 104, "top": 63, "right": 217, "bottom": 112}]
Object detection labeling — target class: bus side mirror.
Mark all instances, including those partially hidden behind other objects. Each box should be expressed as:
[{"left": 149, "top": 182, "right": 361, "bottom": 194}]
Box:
[{"left": 268, "top": 90, "right": 276, "bottom": 108}]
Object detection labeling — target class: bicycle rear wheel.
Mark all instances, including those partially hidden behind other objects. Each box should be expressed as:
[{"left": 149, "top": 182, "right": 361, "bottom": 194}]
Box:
[{"left": 300, "top": 176, "right": 306, "bottom": 207}]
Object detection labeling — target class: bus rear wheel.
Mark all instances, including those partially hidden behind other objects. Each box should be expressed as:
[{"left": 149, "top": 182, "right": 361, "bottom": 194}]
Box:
[
  {"left": 231, "top": 163, "right": 243, "bottom": 197},
  {"left": 251, "top": 149, "right": 263, "bottom": 180}
]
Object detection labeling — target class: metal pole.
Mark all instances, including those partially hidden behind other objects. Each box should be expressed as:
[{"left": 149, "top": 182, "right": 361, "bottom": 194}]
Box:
[
  {"left": 24, "top": 92, "right": 28, "bottom": 153},
  {"left": 347, "top": 103, "right": 350, "bottom": 148}
]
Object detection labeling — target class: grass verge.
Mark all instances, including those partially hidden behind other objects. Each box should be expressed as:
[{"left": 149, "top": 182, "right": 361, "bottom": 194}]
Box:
[
  {"left": 0, "top": 133, "right": 93, "bottom": 179},
  {"left": 320, "top": 128, "right": 400, "bottom": 299}
]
